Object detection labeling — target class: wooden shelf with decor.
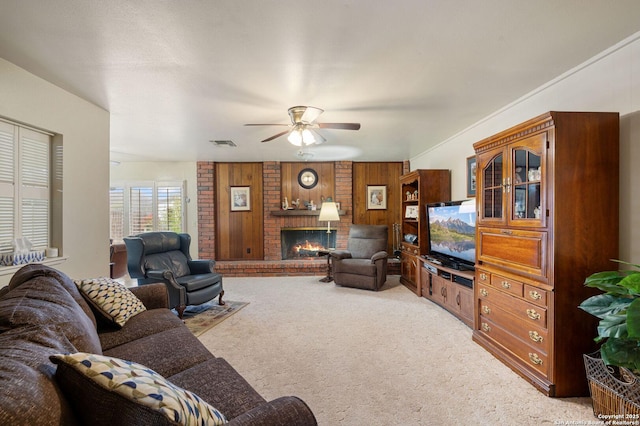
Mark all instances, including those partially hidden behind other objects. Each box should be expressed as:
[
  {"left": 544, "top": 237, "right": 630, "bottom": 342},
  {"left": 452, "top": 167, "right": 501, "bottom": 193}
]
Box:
[
  {"left": 472, "top": 111, "right": 619, "bottom": 397},
  {"left": 399, "top": 169, "right": 451, "bottom": 295}
]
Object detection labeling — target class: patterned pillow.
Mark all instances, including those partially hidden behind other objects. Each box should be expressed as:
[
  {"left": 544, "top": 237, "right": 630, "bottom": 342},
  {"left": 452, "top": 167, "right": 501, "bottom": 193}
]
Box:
[
  {"left": 51, "top": 352, "right": 227, "bottom": 425},
  {"left": 74, "top": 277, "right": 146, "bottom": 327}
]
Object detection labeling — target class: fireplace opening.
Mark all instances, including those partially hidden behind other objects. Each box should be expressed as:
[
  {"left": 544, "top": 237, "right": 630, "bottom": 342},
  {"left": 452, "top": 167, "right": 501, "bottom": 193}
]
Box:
[{"left": 281, "top": 228, "right": 337, "bottom": 260}]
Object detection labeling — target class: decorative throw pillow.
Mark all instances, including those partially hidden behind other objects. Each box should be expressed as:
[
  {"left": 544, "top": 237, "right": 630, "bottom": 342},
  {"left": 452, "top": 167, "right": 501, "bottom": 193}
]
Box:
[
  {"left": 51, "top": 352, "right": 227, "bottom": 425},
  {"left": 74, "top": 277, "right": 146, "bottom": 327}
]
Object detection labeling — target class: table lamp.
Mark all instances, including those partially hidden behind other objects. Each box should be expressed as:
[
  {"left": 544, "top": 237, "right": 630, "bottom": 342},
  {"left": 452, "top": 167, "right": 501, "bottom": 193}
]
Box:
[{"left": 318, "top": 202, "right": 340, "bottom": 249}]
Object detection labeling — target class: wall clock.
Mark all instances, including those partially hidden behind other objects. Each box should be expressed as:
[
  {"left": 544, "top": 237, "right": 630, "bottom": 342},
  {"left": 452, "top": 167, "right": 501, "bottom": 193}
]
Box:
[{"left": 298, "top": 168, "right": 318, "bottom": 189}]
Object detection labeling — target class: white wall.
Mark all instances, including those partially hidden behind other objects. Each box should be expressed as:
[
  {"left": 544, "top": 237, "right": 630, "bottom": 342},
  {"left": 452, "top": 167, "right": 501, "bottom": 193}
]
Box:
[
  {"left": 110, "top": 162, "right": 199, "bottom": 256},
  {"left": 411, "top": 32, "right": 640, "bottom": 264},
  {"left": 0, "top": 58, "right": 111, "bottom": 285}
]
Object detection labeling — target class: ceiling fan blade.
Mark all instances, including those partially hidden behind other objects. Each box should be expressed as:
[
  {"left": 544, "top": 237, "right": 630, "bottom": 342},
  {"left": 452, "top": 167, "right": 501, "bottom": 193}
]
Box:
[
  {"left": 244, "top": 123, "right": 289, "bottom": 126},
  {"left": 318, "top": 123, "right": 361, "bottom": 130},
  {"left": 261, "top": 130, "right": 290, "bottom": 143},
  {"left": 300, "top": 106, "right": 324, "bottom": 124},
  {"left": 309, "top": 129, "right": 326, "bottom": 144}
]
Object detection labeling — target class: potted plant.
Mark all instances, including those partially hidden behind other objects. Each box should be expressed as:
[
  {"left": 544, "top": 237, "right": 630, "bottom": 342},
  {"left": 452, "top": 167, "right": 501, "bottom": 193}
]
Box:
[{"left": 579, "top": 260, "right": 640, "bottom": 415}]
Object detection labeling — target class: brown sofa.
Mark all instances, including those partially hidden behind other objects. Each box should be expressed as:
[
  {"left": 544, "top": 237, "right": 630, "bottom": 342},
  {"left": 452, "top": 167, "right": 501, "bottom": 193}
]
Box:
[{"left": 0, "top": 264, "right": 316, "bottom": 425}]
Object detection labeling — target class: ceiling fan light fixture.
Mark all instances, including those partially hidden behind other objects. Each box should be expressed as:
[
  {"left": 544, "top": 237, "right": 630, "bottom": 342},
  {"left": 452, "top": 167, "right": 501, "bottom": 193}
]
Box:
[
  {"left": 302, "top": 128, "right": 316, "bottom": 145},
  {"left": 287, "top": 129, "right": 303, "bottom": 146}
]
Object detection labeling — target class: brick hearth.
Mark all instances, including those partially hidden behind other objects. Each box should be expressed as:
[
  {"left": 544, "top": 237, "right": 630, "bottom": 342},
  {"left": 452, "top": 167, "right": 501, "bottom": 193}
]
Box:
[{"left": 214, "top": 258, "right": 400, "bottom": 277}]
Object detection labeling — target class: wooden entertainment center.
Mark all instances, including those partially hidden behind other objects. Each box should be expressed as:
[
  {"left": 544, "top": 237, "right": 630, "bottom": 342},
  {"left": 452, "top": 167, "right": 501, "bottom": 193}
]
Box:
[{"left": 419, "top": 258, "right": 474, "bottom": 327}]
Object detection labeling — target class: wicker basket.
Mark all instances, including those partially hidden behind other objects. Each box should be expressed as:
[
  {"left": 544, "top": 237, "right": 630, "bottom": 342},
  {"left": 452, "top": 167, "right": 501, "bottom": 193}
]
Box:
[{"left": 584, "top": 352, "right": 640, "bottom": 416}]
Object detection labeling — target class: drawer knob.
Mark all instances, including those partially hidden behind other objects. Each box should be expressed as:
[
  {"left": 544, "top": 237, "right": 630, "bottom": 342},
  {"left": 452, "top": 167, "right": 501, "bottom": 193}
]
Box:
[
  {"left": 481, "top": 323, "right": 491, "bottom": 332},
  {"left": 501, "top": 280, "right": 511, "bottom": 289},
  {"left": 529, "top": 331, "right": 544, "bottom": 343},
  {"left": 529, "top": 290, "right": 542, "bottom": 300},
  {"left": 529, "top": 353, "right": 543, "bottom": 365},
  {"left": 526, "top": 309, "right": 541, "bottom": 320},
  {"left": 480, "top": 273, "right": 487, "bottom": 281},
  {"left": 482, "top": 306, "right": 491, "bottom": 314},
  {"left": 480, "top": 288, "right": 489, "bottom": 297}
]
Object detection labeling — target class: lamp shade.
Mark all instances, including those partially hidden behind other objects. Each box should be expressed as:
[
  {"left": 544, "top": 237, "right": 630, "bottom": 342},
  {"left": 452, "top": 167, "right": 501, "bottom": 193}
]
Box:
[{"left": 318, "top": 202, "right": 340, "bottom": 222}]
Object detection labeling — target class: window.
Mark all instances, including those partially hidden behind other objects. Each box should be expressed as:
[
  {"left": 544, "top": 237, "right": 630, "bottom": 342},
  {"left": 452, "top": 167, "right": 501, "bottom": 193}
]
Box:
[
  {"left": 0, "top": 120, "right": 52, "bottom": 254},
  {"left": 109, "top": 182, "right": 185, "bottom": 241}
]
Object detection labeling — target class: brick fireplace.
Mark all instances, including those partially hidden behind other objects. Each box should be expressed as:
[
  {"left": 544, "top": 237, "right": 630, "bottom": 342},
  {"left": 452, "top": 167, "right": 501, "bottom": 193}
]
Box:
[
  {"left": 196, "top": 160, "right": 405, "bottom": 277},
  {"left": 197, "top": 161, "right": 353, "bottom": 276}
]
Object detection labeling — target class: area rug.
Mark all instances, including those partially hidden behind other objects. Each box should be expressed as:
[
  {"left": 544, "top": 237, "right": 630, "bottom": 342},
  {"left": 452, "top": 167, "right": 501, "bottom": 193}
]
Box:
[{"left": 181, "top": 300, "right": 248, "bottom": 336}]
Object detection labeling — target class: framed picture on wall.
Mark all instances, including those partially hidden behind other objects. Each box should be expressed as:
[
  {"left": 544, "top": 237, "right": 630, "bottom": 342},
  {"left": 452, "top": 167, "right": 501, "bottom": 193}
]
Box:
[
  {"left": 230, "top": 186, "right": 251, "bottom": 211},
  {"left": 367, "top": 185, "right": 387, "bottom": 210},
  {"left": 467, "top": 155, "right": 477, "bottom": 197}
]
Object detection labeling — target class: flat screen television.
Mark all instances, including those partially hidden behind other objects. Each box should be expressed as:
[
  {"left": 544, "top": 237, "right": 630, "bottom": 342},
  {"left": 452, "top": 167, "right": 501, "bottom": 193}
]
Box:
[{"left": 426, "top": 200, "right": 476, "bottom": 271}]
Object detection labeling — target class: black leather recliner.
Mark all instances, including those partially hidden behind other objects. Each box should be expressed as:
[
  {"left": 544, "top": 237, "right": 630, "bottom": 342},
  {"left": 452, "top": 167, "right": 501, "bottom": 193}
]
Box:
[{"left": 124, "top": 231, "right": 224, "bottom": 318}]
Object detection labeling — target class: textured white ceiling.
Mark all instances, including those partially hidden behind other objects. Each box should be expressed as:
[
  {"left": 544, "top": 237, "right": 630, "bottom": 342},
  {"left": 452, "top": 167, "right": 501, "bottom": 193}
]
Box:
[{"left": 1, "top": 1, "right": 639, "bottom": 163}]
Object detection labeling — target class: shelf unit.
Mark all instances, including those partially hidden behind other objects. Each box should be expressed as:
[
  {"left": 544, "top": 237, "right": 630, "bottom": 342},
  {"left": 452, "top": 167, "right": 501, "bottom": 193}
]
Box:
[
  {"left": 399, "top": 169, "right": 451, "bottom": 294},
  {"left": 473, "top": 111, "right": 619, "bottom": 397}
]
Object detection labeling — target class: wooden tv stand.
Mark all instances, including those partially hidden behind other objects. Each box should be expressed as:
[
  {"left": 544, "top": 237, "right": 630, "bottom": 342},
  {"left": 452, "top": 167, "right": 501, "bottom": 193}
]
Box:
[{"left": 419, "top": 258, "right": 474, "bottom": 327}]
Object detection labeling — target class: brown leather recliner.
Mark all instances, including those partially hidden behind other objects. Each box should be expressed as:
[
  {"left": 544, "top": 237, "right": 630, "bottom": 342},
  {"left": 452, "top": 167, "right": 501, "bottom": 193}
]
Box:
[{"left": 330, "top": 225, "right": 388, "bottom": 291}]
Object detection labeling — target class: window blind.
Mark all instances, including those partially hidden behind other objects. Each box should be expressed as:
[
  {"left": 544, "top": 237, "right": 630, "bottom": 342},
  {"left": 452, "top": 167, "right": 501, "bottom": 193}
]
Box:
[
  {"left": 0, "top": 121, "right": 50, "bottom": 253},
  {"left": 110, "top": 187, "right": 125, "bottom": 241},
  {"left": 109, "top": 181, "right": 185, "bottom": 239}
]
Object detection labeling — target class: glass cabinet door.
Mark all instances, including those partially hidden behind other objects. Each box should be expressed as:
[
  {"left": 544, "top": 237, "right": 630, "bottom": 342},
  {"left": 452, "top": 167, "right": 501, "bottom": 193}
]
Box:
[
  {"left": 512, "top": 149, "right": 541, "bottom": 219},
  {"left": 480, "top": 152, "right": 504, "bottom": 222},
  {"left": 508, "top": 132, "right": 546, "bottom": 227}
]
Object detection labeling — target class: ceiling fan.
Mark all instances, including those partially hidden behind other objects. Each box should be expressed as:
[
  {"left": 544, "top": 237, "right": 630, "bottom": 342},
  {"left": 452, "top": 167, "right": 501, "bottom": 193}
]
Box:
[{"left": 245, "top": 106, "right": 360, "bottom": 146}]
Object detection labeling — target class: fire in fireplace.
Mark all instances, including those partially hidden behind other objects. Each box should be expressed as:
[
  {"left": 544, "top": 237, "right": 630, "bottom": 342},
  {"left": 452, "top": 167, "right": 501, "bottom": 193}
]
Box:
[{"left": 281, "top": 228, "right": 337, "bottom": 260}]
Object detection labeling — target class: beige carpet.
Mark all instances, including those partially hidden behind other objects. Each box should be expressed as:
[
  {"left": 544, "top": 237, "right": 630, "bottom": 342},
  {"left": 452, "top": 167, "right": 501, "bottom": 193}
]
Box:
[
  {"left": 197, "top": 275, "right": 596, "bottom": 425},
  {"left": 182, "top": 300, "right": 248, "bottom": 336}
]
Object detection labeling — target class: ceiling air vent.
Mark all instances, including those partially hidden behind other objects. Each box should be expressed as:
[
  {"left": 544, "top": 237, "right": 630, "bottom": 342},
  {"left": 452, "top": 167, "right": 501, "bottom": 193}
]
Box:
[{"left": 210, "top": 140, "right": 237, "bottom": 147}]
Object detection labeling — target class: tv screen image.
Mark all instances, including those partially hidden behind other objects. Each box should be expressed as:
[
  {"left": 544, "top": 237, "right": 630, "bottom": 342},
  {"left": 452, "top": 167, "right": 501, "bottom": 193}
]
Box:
[{"left": 427, "top": 200, "right": 476, "bottom": 268}]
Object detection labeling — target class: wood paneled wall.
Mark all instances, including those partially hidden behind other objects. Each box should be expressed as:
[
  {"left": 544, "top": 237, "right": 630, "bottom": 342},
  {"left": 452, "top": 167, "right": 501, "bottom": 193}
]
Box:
[
  {"left": 352, "top": 162, "right": 404, "bottom": 254},
  {"left": 215, "top": 162, "right": 264, "bottom": 260},
  {"left": 280, "top": 162, "right": 335, "bottom": 207}
]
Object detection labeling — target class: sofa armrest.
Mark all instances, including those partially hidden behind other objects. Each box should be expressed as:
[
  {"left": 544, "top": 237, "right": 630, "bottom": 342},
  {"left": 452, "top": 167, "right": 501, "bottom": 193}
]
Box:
[
  {"left": 371, "top": 251, "right": 388, "bottom": 262},
  {"left": 129, "top": 283, "right": 169, "bottom": 310},
  {"left": 329, "top": 250, "right": 352, "bottom": 261},
  {"left": 227, "top": 396, "right": 317, "bottom": 426},
  {"left": 188, "top": 259, "right": 215, "bottom": 274}
]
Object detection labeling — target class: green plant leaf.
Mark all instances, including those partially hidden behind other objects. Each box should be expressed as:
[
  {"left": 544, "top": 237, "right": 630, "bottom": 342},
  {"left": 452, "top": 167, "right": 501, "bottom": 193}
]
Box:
[
  {"left": 601, "top": 338, "right": 640, "bottom": 374},
  {"left": 612, "top": 259, "right": 640, "bottom": 270},
  {"left": 584, "top": 271, "right": 627, "bottom": 295},
  {"left": 597, "top": 313, "right": 628, "bottom": 339},
  {"left": 619, "top": 272, "right": 640, "bottom": 296},
  {"left": 579, "top": 294, "right": 631, "bottom": 319},
  {"left": 627, "top": 298, "right": 640, "bottom": 338}
]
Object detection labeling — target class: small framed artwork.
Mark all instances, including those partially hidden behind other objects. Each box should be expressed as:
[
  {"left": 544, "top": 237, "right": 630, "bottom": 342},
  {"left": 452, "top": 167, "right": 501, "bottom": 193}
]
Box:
[
  {"left": 230, "top": 186, "right": 251, "bottom": 211},
  {"left": 367, "top": 185, "right": 387, "bottom": 210},
  {"left": 335, "top": 202, "right": 341, "bottom": 212},
  {"left": 467, "top": 155, "right": 477, "bottom": 197},
  {"left": 405, "top": 205, "right": 419, "bottom": 219}
]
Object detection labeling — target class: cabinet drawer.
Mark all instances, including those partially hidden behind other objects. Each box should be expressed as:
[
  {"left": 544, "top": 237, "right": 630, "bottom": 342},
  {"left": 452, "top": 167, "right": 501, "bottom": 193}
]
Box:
[
  {"left": 479, "top": 299, "right": 549, "bottom": 353},
  {"left": 477, "top": 285, "right": 547, "bottom": 328},
  {"left": 524, "top": 284, "right": 548, "bottom": 307},
  {"left": 476, "top": 269, "right": 491, "bottom": 286},
  {"left": 477, "top": 227, "right": 547, "bottom": 279},
  {"left": 490, "top": 273, "right": 523, "bottom": 297},
  {"left": 478, "top": 317, "right": 549, "bottom": 377}
]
